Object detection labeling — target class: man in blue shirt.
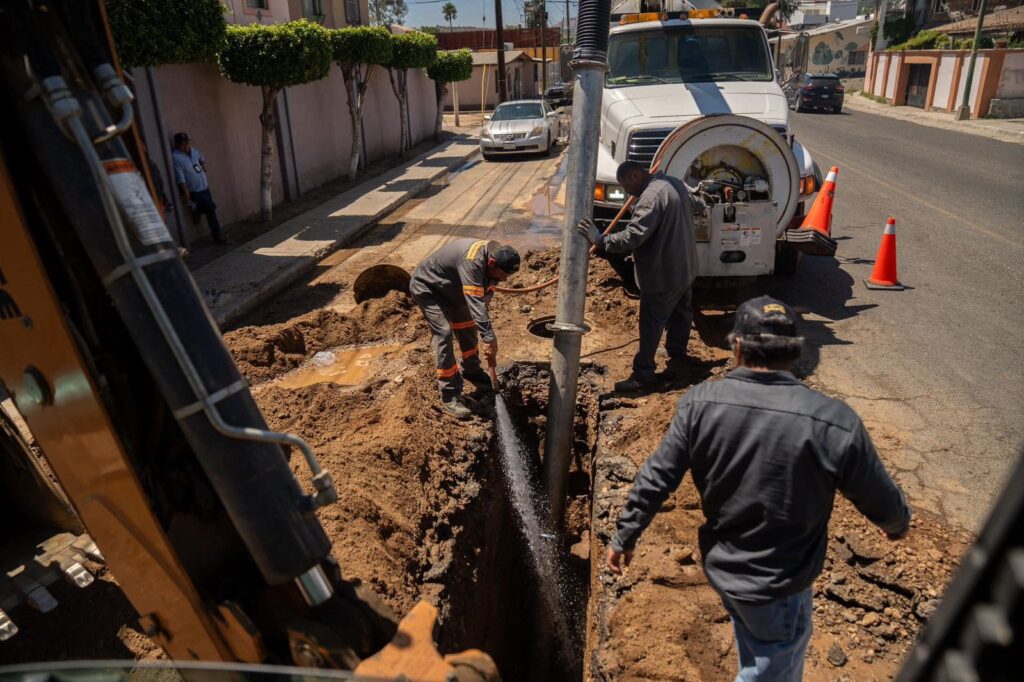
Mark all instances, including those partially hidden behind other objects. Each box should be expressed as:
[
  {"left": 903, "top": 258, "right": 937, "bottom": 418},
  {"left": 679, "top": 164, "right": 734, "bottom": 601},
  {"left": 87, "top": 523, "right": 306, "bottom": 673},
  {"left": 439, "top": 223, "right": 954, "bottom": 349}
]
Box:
[{"left": 172, "top": 132, "right": 227, "bottom": 244}]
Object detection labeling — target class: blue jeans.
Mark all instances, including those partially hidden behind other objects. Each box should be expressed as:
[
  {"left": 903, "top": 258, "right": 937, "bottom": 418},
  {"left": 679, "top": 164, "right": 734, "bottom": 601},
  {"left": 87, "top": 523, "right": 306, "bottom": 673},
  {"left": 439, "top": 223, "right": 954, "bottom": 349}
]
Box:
[{"left": 719, "top": 588, "right": 813, "bottom": 682}]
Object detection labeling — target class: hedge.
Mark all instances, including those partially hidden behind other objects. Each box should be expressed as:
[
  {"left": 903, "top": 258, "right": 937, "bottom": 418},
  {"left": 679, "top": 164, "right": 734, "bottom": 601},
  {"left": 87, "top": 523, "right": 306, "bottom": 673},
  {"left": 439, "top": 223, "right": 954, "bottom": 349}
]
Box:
[
  {"left": 218, "top": 20, "right": 332, "bottom": 89},
  {"left": 427, "top": 49, "right": 474, "bottom": 85},
  {"left": 107, "top": 0, "right": 226, "bottom": 69}
]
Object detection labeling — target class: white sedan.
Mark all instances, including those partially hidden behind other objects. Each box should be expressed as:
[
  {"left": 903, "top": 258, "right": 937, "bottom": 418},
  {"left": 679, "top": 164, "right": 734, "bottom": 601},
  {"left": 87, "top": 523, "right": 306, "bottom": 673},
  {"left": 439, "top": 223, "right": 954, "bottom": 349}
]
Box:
[{"left": 480, "top": 100, "right": 561, "bottom": 159}]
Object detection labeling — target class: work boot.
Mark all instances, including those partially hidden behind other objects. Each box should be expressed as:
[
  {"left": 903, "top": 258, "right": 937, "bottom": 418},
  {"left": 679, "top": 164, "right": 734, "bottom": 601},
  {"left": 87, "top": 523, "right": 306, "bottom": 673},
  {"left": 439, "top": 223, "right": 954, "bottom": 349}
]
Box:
[
  {"left": 442, "top": 396, "right": 473, "bottom": 420},
  {"left": 613, "top": 374, "right": 655, "bottom": 393},
  {"left": 663, "top": 355, "right": 689, "bottom": 380},
  {"left": 463, "top": 369, "right": 494, "bottom": 394}
]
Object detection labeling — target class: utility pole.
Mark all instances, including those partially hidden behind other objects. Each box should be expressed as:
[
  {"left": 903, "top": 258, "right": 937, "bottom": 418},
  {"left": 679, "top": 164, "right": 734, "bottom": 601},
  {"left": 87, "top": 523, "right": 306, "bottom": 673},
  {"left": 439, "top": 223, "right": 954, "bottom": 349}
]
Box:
[
  {"left": 956, "top": 0, "right": 988, "bottom": 121},
  {"left": 874, "top": 0, "right": 889, "bottom": 50},
  {"left": 542, "top": 0, "right": 609, "bottom": 533},
  {"left": 495, "top": 0, "right": 508, "bottom": 103},
  {"left": 541, "top": 1, "right": 548, "bottom": 94}
]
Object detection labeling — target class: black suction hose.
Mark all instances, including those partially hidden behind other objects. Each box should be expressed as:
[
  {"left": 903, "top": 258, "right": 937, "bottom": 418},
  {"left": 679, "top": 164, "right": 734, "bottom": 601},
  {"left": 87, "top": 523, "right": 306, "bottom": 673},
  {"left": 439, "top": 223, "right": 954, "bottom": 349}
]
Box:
[{"left": 573, "top": 0, "right": 612, "bottom": 63}]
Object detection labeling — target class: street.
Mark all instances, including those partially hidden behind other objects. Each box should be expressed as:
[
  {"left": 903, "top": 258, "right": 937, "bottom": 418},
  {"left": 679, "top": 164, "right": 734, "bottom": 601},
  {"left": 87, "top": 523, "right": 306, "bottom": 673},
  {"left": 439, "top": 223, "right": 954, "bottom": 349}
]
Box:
[{"left": 774, "top": 108, "right": 1024, "bottom": 530}]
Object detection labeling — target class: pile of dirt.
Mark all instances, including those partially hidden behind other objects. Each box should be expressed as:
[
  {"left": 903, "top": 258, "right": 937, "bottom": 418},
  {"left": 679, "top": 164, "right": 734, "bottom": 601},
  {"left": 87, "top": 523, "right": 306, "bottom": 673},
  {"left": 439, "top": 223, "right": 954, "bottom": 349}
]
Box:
[{"left": 225, "top": 290, "right": 426, "bottom": 383}]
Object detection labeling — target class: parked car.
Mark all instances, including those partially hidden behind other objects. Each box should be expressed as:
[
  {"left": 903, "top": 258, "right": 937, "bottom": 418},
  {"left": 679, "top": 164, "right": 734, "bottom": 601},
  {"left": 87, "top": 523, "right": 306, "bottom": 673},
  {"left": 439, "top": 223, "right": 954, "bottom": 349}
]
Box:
[
  {"left": 480, "top": 100, "right": 561, "bottom": 159},
  {"left": 543, "top": 82, "right": 573, "bottom": 109},
  {"left": 786, "top": 73, "right": 845, "bottom": 113}
]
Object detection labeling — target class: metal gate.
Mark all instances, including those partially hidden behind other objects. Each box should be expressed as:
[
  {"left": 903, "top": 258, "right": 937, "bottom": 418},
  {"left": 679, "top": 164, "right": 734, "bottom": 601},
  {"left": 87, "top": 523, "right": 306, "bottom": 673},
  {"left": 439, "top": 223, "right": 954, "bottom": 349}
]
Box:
[{"left": 906, "top": 64, "right": 931, "bottom": 108}]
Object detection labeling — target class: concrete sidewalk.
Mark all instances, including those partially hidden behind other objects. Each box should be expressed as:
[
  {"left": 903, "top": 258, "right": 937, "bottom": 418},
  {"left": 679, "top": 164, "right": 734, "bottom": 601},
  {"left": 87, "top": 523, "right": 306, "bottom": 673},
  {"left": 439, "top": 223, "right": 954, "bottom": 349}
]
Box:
[
  {"left": 846, "top": 93, "right": 1024, "bottom": 145},
  {"left": 193, "top": 137, "right": 479, "bottom": 327}
]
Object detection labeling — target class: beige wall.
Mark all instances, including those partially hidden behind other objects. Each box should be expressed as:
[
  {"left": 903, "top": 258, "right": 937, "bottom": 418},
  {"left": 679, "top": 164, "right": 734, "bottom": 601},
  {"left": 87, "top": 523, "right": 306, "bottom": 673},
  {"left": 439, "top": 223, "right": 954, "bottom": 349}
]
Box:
[
  {"left": 996, "top": 51, "right": 1024, "bottom": 99},
  {"left": 443, "top": 60, "right": 537, "bottom": 111},
  {"left": 134, "top": 59, "right": 437, "bottom": 244}
]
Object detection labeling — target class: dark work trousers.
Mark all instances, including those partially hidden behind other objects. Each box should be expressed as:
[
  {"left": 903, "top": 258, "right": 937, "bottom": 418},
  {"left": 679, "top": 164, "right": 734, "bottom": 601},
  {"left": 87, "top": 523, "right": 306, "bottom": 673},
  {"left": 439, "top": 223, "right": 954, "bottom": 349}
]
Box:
[
  {"left": 413, "top": 291, "right": 484, "bottom": 399},
  {"left": 191, "top": 189, "right": 223, "bottom": 240},
  {"left": 633, "top": 287, "right": 693, "bottom": 382}
]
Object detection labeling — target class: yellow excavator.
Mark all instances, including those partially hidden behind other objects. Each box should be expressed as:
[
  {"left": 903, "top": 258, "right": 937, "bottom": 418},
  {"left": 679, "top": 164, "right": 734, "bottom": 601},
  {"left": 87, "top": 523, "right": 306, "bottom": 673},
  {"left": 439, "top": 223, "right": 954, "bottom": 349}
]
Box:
[{"left": 0, "top": 2, "right": 497, "bottom": 679}]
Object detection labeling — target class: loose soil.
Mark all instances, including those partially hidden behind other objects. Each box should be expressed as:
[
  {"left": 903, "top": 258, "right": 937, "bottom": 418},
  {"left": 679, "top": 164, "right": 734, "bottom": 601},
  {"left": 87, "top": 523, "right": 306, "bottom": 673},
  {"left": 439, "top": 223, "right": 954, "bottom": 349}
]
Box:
[{"left": 1, "top": 246, "right": 972, "bottom": 680}]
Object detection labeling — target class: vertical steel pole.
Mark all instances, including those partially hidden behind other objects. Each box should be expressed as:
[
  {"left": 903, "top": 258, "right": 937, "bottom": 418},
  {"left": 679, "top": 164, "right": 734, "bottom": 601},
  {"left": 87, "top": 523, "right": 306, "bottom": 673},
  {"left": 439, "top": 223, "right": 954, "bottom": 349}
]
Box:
[
  {"left": 542, "top": 57, "right": 607, "bottom": 532},
  {"left": 496, "top": 0, "right": 508, "bottom": 103},
  {"left": 956, "top": 0, "right": 988, "bottom": 121},
  {"left": 541, "top": 3, "right": 548, "bottom": 94}
]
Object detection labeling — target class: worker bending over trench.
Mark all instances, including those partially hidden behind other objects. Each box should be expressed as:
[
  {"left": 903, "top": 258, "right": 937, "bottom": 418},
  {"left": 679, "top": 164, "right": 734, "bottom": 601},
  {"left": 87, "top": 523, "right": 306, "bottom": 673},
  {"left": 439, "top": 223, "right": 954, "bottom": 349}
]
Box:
[{"left": 410, "top": 239, "right": 520, "bottom": 419}]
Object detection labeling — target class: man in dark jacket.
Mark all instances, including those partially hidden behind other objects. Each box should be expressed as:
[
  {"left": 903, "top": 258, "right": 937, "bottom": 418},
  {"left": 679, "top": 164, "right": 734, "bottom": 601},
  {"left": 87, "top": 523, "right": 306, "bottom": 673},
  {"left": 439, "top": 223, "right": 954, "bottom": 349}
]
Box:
[
  {"left": 410, "top": 239, "right": 520, "bottom": 419},
  {"left": 578, "top": 161, "right": 704, "bottom": 391},
  {"left": 606, "top": 296, "right": 911, "bottom": 681}
]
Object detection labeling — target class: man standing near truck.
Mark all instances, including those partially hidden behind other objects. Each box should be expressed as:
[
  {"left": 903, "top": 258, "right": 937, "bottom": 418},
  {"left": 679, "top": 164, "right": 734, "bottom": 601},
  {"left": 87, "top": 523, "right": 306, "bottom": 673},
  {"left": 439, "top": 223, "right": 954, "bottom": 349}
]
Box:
[
  {"left": 410, "top": 239, "right": 521, "bottom": 419},
  {"left": 606, "top": 296, "right": 912, "bottom": 680},
  {"left": 578, "top": 161, "right": 704, "bottom": 392}
]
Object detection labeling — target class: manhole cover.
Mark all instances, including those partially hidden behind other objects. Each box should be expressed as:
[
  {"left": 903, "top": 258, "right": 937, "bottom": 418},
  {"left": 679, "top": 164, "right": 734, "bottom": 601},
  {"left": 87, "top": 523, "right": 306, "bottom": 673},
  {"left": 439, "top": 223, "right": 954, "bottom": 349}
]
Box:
[{"left": 527, "top": 315, "right": 594, "bottom": 338}]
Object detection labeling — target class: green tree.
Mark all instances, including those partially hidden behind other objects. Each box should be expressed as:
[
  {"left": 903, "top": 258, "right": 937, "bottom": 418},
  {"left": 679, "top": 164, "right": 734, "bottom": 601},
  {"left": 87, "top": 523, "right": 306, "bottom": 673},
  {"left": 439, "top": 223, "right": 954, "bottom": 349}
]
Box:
[
  {"left": 331, "top": 27, "right": 394, "bottom": 181},
  {"left": 426, "top": 49, "right": 473, "bottom": 141},
  {"left": 370, "top": 0, "right": 409, "bottom": 26},
  {"left": 107, "top": 0, "right": 226, "bottom": 68},
  {"left": 442, "top": 2, "right": 458, "bottom": 31},
  {"left": 219, "top": 20, "right": 332, "bottom": 221},
  {"left": 387, "top": 31, "right": 439, "bottom": 156}
]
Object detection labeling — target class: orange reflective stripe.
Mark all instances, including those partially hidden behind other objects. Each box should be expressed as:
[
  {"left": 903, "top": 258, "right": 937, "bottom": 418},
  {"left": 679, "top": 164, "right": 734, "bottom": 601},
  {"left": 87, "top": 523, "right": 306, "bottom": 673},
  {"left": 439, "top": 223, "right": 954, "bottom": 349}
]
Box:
[
  {"left": 462, "top": 285, "right": 485, "bottom": 297},
  {"left": 435, "top": 365, "right": 459, "bottom": 378},
  {"left": 462, "top": 346, "right": 479, "bottom": 359},
  {"left": 465, "top": 240, "right": 488, "bottom": 260},
  {"left": 451, "top": 320, "right": 476, "bottom": 330}
]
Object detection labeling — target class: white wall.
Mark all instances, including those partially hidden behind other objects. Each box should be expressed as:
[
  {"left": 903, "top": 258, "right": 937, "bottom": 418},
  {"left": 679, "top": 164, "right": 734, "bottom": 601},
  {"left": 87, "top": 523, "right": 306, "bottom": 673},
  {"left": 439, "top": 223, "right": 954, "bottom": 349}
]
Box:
[
  {"left": 873, "top": 56, "right": 887, "bottom": 96},
  {"left": 933, "top": 54, "right": 957, "bottom": 108},
  {"left": 996, "top": 52, "right": 1024, "bottom": 99},
  {"left": 955, "top": 55, "right": 986, "bottom": 110},
  {"left": 885, "top": 54, "right": 899, "bottom": 99}
]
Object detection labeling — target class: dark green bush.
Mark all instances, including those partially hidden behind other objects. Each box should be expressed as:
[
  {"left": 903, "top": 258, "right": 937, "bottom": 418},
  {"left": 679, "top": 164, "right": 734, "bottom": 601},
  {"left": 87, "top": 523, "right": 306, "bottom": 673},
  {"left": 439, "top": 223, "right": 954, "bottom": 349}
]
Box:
[
  {"left": 427, "top": 49, "right": 473, "bottom": 84},
  {"left": 219, "top": 20, "right": 332, "bottom": 88},
  {"left": 107, "top": 0, "right": 226, "bottom": 68}
]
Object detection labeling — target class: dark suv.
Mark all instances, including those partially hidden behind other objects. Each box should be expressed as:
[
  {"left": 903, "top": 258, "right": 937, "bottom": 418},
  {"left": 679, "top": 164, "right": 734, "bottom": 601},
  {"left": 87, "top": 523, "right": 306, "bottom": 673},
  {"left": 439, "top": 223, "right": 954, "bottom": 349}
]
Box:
[
  {"left": 543, "top": 82, "right": 573, "bottom": 109},
  {"left": 787, "top": 73, "right": 845, "bottom": 113}
]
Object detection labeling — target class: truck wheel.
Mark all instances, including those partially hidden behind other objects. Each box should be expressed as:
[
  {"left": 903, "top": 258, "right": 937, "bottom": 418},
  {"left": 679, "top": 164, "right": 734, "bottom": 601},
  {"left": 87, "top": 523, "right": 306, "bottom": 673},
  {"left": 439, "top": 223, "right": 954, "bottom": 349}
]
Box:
[{"left": 774, "top": 243, "right": 803, "bottom": 276}]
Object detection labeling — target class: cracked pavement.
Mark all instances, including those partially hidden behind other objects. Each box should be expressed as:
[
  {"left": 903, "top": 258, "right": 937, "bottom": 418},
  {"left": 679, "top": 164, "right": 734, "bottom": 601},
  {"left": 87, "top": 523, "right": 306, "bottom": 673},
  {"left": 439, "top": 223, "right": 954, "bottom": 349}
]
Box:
[{"left": 765, "top": 108, "right": 1024, "bottom": 531}]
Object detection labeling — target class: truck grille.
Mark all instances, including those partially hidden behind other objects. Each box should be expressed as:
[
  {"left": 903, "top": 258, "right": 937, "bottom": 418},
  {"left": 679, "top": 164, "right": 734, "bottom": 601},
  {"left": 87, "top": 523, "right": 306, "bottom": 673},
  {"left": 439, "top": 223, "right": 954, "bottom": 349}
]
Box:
[
  {"left": 627, "top": 125, "right": 791, "bottom": 166},
  {"left": 626, "top": 128, "right": 673, "bottom": 166}
]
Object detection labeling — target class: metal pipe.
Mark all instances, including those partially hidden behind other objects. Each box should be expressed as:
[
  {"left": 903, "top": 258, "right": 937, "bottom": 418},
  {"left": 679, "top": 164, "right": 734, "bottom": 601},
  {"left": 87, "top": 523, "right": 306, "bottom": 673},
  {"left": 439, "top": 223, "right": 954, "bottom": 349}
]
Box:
[
  {"left": 495, "top": 0, "right": 508, "bottom": 102},
  {"left": 955, "top": 0, "right": 988, "bottom": 121},
  {"left": 541, "top": 0, "right": 610, "bottom": 532}
]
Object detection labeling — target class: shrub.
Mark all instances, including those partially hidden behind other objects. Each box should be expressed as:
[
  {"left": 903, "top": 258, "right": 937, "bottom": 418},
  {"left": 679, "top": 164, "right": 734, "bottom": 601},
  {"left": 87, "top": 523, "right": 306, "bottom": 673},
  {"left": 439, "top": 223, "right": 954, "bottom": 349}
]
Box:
[
  {"left": 427, "top": 49, "right": 474, "bottom": 141},
  {"left": 107, "top": 0, "right": 226, "bottom": 68}
]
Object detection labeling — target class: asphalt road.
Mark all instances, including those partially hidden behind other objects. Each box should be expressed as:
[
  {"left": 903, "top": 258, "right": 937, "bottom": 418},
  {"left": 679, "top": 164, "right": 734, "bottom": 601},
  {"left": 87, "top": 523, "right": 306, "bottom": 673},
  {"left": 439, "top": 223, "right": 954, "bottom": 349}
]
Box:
[{"left": 771, "top": 108, "right": 1024, "bottom": 530}]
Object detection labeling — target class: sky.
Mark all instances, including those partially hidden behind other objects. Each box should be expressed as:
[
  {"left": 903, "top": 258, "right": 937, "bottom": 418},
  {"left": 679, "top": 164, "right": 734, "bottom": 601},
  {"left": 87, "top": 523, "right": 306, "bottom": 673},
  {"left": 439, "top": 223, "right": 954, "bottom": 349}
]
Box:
[{"left": 404, "top": 0, "right": 577, "bottom": 30}]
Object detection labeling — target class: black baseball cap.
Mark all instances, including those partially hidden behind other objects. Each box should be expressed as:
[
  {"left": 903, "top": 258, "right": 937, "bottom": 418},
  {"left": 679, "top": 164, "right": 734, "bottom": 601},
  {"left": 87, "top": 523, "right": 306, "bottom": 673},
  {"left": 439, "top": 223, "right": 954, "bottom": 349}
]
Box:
[
  {"left": 491, "top": 245, "right": 520, "bottom": 274},
  {"left": 173, "top": 132, "right": 190, "bottom": 145},
  {"left": 730, "top": 296, "right": 799, "bottom": 338}
]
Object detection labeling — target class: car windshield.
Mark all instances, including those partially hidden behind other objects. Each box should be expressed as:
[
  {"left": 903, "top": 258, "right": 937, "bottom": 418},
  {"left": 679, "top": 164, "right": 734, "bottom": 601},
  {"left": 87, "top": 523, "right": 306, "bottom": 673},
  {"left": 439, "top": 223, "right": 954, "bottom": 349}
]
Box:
[
  {"left": 491, "top": 103, "right": 545, "bottom": 120},
  {"left": 607, "top": 25, "right": 773, "bottom": 86}
]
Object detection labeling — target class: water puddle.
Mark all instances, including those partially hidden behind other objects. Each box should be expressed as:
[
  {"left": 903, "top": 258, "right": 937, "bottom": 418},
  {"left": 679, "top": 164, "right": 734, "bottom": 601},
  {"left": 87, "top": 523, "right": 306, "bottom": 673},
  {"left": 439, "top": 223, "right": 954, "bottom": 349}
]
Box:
[
  {"left": 525, "top": 154, "right": 570, "bottom": 239},
  {"left": 275, "top": 344, "right": 403, "bottom": 390}
]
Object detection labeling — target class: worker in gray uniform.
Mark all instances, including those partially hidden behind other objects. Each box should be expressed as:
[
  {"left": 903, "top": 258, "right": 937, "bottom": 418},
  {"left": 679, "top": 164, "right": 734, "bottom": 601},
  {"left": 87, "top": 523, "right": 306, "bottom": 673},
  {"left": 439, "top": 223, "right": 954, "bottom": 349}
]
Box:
[
  {"left": 577, "top": 160, "right": 705, "bottom": 392},
  {"left": 606, "top": 296, "right": 911, "bottom": 681},
  {"left": 410, "top": 239, "right": 521, "bottom": 419}
]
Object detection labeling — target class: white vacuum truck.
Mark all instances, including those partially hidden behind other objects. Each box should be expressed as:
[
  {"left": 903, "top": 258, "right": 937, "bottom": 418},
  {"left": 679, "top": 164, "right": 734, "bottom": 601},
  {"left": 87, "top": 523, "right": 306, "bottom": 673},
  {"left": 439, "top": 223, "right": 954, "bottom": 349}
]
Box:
[{"left": 592, "top": 3, "right": 828, "bottom": 280}]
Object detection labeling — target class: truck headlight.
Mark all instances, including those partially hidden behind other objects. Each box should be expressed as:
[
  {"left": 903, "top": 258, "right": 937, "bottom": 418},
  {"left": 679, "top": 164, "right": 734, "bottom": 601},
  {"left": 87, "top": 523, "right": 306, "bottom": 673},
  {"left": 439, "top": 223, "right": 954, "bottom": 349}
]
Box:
[
  {"left": 799, "top": 175, "right": 815, "bottom": 196},
  {"left": 607, "top": 185, "right": 627, "bottom": 203}
]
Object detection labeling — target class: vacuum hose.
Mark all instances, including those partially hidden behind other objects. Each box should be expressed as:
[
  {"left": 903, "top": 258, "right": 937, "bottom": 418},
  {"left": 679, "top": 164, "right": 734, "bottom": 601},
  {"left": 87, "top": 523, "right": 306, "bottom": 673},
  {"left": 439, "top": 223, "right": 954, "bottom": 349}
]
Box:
[{"left": 573, "top": 0, "right": 612, "bottom": 63}]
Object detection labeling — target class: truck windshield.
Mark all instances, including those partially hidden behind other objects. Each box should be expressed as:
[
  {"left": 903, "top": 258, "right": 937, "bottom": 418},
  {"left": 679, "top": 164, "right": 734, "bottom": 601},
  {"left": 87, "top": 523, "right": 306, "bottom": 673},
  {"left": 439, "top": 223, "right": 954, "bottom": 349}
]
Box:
[
  {"left": 607, "top": 25, "right": 773, "bottom": 86},
  {"left": 491, "top": 103, "right": 545, "bottom": 120}
]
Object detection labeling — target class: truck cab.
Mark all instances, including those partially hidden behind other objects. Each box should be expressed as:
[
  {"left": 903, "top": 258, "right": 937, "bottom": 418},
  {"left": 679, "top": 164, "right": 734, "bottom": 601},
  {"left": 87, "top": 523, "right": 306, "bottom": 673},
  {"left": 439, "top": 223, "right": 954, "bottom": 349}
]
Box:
[{"left": 593, "top": 11, "right": 822, "bottom": 278}]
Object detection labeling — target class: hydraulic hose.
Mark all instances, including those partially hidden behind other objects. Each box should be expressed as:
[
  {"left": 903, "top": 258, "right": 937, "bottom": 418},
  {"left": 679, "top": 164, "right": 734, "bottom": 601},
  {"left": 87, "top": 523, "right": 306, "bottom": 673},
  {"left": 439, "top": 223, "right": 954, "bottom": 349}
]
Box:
[{"left": 573, "top": 0, "right": 612, "bottom": 63}]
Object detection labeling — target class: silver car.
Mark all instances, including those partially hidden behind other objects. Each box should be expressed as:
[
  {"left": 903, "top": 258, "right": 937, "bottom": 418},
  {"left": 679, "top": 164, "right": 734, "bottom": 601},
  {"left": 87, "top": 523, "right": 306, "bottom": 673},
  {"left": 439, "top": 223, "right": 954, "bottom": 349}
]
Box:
[{"left": 480, "top": 100, "right": 561, "bottom": 159}]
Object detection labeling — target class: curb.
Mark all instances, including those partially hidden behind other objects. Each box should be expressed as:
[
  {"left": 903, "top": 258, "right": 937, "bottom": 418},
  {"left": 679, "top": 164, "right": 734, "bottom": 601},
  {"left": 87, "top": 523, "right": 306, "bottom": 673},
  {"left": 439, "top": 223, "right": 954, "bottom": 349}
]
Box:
[
  {"left": 846, "top": 94, "right": 1024, "bottom": 145},
  {"left": 194, "top": 138, "right": 480, "bottom": 329}
]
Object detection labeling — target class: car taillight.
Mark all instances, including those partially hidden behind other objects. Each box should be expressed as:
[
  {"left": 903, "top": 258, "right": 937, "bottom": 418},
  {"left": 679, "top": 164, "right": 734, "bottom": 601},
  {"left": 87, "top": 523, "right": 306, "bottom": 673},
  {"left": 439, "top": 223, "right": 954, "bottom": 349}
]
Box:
[
  {"left": 837, "top": 85, "right": 845, "bottom": 92},
  {"left": 802, "top": 85, "right": 813, "bottom": 91}
]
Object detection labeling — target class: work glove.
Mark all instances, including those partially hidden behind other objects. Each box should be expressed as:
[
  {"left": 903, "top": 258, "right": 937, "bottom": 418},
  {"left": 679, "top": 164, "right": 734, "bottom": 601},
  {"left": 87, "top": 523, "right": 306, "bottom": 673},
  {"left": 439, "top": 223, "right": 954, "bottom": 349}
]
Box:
[
  {"left": 576, "top": 217, "right": 602, "bottom": 247},
  {"left": 483, "top": 339, "right": 498, "bottom": 367}
]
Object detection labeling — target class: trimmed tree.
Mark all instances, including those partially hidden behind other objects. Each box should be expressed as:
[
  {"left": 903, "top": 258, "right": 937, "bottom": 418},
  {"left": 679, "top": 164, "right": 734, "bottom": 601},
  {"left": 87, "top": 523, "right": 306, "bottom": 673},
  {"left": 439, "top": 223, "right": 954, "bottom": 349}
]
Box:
[
  {"left": 331, "top": 27, "right": 393, "bottom": 181},
  {"left": 107, "top": 0, "right": 226, "bottom": 69},
  {"left": 427, "top": 49, "right": 473, "bottom": 142},
  {"left": 387, "top": 31, "right": 439, "bottom": 156},
  {"left": 218, "top": 20, "right": 332, "bottom": 222}
]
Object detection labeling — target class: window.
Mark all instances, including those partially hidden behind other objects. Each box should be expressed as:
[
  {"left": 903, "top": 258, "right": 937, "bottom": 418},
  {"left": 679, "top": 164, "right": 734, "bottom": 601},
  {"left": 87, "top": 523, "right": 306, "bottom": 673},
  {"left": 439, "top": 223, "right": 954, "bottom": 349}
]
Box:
[
  {"left": 848, "top": 51, "right": 866, "bottom": 66},
  {"left": 246, "top": 0, "right": 269, "bottom": 9},
  {"left": 607, "top": 25, "right": 774, "bottom": 86},
  {"left": 491, "top": 102, "right": 546, "bottom": 120},
  {"left": 932, "top": 0, "right": 948, "bottom": 15},
  {"left": 345, "top": 0, "right": 362, "bottom": 25},
  {"left": 302, "top": 0, "right": 324, "bottom": 22}
]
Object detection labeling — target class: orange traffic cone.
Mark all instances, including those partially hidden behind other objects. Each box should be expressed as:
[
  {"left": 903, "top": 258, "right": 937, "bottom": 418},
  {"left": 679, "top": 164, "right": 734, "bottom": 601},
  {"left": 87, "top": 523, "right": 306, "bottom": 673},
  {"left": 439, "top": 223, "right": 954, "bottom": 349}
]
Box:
[
  {"left": 865, "top": 217, "right": 904, "bottom": 290},
  {"left": 802, "top": 166, "right": 838, "bottom": 236},
  {"left": 785, "top": 166, "right": 839, "bottom": 256}
]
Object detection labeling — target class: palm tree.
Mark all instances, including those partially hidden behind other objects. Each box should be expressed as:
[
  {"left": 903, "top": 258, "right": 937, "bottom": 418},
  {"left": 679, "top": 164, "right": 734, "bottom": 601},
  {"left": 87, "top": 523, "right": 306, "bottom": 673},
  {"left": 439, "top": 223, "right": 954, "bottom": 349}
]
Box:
[{"left": 442, "top": 2, "right": 457, "bottom": 31}]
